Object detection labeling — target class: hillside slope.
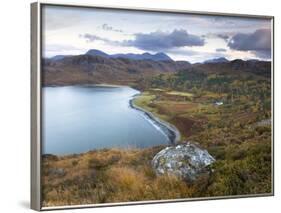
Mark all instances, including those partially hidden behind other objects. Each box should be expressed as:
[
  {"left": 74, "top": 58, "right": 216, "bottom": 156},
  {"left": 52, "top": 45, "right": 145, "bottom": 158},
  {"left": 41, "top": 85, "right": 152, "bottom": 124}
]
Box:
[{"left": 43, "top": 54, "right": 191, "bottom": 86}]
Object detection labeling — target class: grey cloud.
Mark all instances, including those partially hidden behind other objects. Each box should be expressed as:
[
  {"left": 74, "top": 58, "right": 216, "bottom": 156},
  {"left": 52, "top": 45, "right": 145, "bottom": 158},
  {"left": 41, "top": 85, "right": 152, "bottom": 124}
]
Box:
[
  {"left": 79, "top": 33, "right": 119, "bottom": 46},
  {"left": 123, "top": 29, "right": 205, "bottom": 51},
  {"left": 79, "top": 29, "right": 205, "bottom": 51},
  {"left": 253, "top": 50, "right": 271, "bottom": 59},
  {"left": 80, "top": 34, "right": 107, "bottom": 42},
  {"left": 101, "top": 24, "right": 123, "bottom": 32},
  {"left": 217, "top": 34, "right": 229, "bottom": 41},
  {"left": 202, "top": 33, "right": 230, "bottom": 41},
  {"left": 228, "top": 29, "right": 271, "bottom": 58},
  {"left": 216, "top": 48, "right": 227, "bottom": 52}
]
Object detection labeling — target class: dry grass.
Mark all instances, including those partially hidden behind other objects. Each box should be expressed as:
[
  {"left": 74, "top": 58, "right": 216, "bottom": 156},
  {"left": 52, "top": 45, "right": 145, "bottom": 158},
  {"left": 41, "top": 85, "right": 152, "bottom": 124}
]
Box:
[
  {"left": 42, "top": 146, "right": 196, "bottom": 207},
  {"left": 156, "top": 101, "right": 198, "bottom": 115},
  {"left": 42, "top": 131, "right": 271, "bottom": 207}
]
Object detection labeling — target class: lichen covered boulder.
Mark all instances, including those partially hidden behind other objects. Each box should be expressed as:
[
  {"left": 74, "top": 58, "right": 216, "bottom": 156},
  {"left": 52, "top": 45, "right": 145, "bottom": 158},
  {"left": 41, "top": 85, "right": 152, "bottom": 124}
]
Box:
[{"left": 152, "top": 142, "right": 215, "bottom": 181}]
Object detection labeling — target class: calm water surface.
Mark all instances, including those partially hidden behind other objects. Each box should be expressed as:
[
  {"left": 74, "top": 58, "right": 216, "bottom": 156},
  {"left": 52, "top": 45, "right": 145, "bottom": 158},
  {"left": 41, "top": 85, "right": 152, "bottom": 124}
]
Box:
[{"left": 42, "top": 86, "right": 170, "bottom": 155}]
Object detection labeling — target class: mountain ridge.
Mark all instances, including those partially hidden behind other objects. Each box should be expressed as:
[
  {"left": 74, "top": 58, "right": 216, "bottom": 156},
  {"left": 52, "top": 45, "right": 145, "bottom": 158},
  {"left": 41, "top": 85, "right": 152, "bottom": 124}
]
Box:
[
  {"left": 48, "top": 49, "right": 172, "bottom": 62},
  {"left": 44, "top": 49, "right": 271, "bottom": 86},
  {"left": 86, "top": 49, "right": 172, "bottom": 61}
]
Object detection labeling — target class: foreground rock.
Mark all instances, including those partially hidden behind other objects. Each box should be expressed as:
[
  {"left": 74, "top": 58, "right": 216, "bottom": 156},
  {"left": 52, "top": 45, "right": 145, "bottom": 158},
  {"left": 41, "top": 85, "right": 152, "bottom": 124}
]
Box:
[{"left": 152, "top": 142, "right": 215, "bottom": 182}]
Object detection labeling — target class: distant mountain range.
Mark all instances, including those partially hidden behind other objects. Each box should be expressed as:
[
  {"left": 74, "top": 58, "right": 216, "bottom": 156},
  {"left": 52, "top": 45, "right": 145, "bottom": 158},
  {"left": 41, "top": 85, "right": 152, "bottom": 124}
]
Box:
[
  {"left": 50, "top": 55, "right": 73, "bottom": 61},
  {"left": 204, "top": 57, "right": 229, "bottom": 64},
  {"left": 50, "top": 49, "right": 172, "bottom": 62},
  {"left": 86, "top": 49, "right": 173, "bottom": 61},
  {"left": 44, "top": 49, "right": 271, "bottom": 86}
]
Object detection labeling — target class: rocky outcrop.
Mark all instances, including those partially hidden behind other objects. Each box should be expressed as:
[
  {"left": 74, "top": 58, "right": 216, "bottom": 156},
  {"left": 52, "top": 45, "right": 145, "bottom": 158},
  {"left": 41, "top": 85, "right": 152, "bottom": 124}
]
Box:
[{"left": 152, "top": 142, "right": 215, "bottom": 182}]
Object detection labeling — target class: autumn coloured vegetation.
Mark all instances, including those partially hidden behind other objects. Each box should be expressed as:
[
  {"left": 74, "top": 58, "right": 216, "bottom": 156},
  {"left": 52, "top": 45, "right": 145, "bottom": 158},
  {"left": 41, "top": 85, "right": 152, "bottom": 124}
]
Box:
[{"left": 42, "top": 62, "right": 272, "bottom": 206}]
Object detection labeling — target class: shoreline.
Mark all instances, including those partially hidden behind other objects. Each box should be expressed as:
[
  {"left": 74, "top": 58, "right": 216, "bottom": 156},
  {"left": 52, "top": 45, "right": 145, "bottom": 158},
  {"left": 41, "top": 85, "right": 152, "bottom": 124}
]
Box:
[
  {"left": 43, "top": 83, "right": 129, "bottom": 88},
  {"left": 129, "top": 94, "right": 181, "bottom": 145}
]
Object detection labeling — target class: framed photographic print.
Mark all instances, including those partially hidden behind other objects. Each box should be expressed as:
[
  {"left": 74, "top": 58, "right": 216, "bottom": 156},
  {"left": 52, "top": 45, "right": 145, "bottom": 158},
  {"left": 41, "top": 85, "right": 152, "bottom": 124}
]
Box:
[{"left": 31, "top": 1, "right": 274, "bottom": 211}]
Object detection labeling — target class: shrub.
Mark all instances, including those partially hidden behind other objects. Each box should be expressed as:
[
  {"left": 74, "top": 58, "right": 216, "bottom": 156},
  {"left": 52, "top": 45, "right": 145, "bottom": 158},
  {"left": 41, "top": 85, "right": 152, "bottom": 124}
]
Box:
[
  {"left": 72, "top": 160, "right": 78, "bottom": 166},
  {"left": 255, "top": 126, "right": 271, "bottom": 135},
  {"left": 88, "top": 152, "right": 121, "bottom": 169}
]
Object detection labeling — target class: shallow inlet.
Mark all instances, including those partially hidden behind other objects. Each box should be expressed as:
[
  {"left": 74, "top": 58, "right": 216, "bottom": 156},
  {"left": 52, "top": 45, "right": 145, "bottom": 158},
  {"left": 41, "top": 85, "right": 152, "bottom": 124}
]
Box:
[{"left": 42, "top": 85, "right": 174, "bottom": 155}]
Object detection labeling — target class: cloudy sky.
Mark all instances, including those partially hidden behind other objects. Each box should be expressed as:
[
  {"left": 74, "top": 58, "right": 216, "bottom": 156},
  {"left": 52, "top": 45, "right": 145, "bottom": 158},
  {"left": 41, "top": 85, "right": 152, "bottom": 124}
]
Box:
[{"left": 42, "top": 5, "right": 272, "bottom": 63}]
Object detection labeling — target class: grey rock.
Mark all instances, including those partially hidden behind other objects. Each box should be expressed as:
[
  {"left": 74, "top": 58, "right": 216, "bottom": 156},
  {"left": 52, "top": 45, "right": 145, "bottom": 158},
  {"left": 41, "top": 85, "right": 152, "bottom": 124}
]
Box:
[
  {"left": 48, "top": 168, "right": 66, "bottom": 177},
  {"left": 152, "top": 142, "right": 215, "bottom": 182}
]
